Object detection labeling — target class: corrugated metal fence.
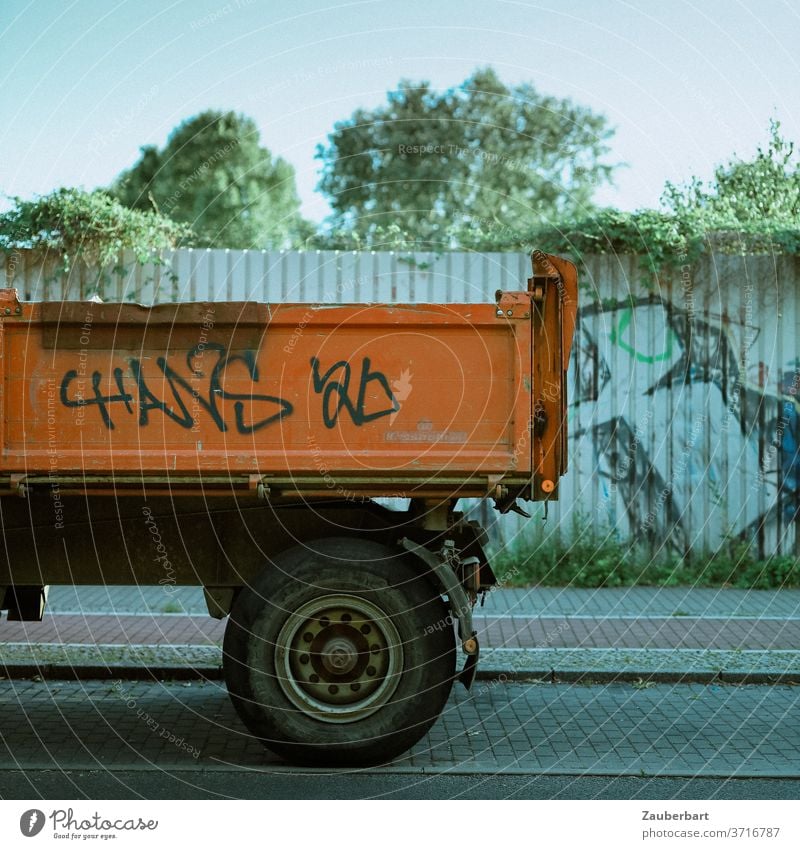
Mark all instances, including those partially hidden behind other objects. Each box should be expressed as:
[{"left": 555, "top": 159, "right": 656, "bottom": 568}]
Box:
[
  {"left": 1, "top": 248, "right": 531, "bottom": 305},
  {"left": 3, "top": 248, "right": 799, "bottom": 559}
]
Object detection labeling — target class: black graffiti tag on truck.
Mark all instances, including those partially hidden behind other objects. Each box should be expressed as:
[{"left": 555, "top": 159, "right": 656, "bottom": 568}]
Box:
[
  {"left": 60, "top": 343, "right": 293, "bottom": 433},
  {"left": 311, "top": 356, "right": 399, "bottom": 428}
]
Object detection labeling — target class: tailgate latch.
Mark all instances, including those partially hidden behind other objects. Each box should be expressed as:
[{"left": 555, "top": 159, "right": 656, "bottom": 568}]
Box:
[{"left": 494, "top": 290, "right": 531, "bottom": 319}]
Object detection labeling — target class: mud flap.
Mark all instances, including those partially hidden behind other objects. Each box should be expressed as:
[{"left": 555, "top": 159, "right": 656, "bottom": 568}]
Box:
[{"left": 400, "top": 537, "right": 480, "bottom": 690}]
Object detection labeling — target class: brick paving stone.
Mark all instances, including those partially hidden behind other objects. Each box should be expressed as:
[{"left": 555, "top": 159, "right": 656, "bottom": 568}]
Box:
[
  {"left": 482, "top": 586, "right": 800, "bottom": 619},
  {"left": 42, "top": 584, "right": 800, "bottom": 620},
  {"left": 1, "top": 679, "right": 798, "bottom": 777},
  {"left": 4, "top": 612, "right": 799, "bottom": 652}
]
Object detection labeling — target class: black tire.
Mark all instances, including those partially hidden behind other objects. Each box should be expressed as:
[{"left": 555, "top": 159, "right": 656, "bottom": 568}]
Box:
[{"left": 222, "top": 537, "right": 456, "bottom": 766}]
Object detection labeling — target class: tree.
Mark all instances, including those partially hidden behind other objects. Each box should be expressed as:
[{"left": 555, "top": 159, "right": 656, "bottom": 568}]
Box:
[
  {"left": 315, "top": 67, "right": 615, "bottom": 246},
  {"left": 112, "top": 110, "right": 304, "bottom": 249},
  {"left": 663, "top": 120, "right": 800, "bottom": 225}
]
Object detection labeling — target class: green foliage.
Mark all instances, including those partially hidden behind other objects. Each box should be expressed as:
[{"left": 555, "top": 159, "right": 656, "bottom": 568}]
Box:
[
  {"left": 0, "top": 187, "right": 190, "bottom": 274},
  {"left": 111, "top": 110, "right": 305, "bottom": 249},
  {"left": 515, "top": 209, "right": 794, "bottom": 279},
  {"left": 468, "top": 207, "right": 705, "bottom": 280},
  {"left": 306, "top": 222, "right": 424, "bottom": 252},
  {"left": 663, "top": 120, "right": 800, "bottom": 224},
  {"left": 691, "top": 536, "right": 799, "bottom": 589},
  {"left": 316, "top": 66, "right": 615, "bottom": 246},
  {"left": 313, "top": 120, "right": 800, "bottom": 284},
  {"left": 492, "top": 516, "right": 799, "bottom": 589},
  {"left": 492, "top": 520, "right": 653, "bottom": 588},
  {"left": 531, "top": 122, "right": 800, "bottom": 277}
]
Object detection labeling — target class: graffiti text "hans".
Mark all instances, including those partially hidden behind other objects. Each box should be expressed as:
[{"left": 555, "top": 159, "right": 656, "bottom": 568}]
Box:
[{"left": 60, "top": 343, "right": 293, "bottom": 433}]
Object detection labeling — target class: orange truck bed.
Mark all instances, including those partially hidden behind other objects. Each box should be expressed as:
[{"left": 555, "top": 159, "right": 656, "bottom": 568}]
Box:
[{"left": 0, "top": 252, "right": 577, "bottom": 506}]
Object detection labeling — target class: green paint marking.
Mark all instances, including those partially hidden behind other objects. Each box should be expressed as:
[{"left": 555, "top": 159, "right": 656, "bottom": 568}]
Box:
[{"left": 610, "top": 307, "right": 677, "bottom": 364}]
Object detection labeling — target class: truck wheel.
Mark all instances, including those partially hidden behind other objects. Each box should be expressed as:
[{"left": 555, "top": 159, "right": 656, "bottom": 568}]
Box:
[{"left": 222, "top": 537, "right": 456, "bottom": 766}]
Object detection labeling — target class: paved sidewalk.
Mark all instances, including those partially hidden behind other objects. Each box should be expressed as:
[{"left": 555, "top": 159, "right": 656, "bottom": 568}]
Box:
[
  {"left": 1, "top": 678, "right": 798, "bottom": 777},
  {"left": 2, "top": 585, "right": 799, "bottom": 681}
]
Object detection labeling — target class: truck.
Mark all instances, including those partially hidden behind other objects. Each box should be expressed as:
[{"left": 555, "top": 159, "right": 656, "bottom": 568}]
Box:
[{"left": 0, "top": 250, "right": 577, "bottom": 766}]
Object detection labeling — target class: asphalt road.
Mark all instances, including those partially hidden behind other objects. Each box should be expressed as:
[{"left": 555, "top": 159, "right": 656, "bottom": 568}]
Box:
[{"left": 1, "top": 771, "right": 799, "bottom": 800}]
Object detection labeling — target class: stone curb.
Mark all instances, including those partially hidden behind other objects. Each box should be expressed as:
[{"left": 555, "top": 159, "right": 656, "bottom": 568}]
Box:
[{"left": 2, "top": 644, "right": 800, "bottom": 685}]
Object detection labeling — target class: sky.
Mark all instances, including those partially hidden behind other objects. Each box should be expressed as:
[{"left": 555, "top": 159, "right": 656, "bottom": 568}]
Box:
[{"left": 1, "top": 0, "right": 799, "bottom": 223}]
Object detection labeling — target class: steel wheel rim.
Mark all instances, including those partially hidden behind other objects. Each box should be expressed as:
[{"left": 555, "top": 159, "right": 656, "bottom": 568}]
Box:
[{"left": 274, "top": 593, "right": 404, "bottom": 724}]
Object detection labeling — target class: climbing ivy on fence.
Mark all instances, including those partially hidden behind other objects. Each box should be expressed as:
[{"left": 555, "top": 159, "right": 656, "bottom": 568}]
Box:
[{"left": 0, "top": 188, "right": 192, "bottom": 289}]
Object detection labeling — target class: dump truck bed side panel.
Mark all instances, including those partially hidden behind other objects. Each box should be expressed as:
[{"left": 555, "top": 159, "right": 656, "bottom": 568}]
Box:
[{"left": 0, "top": 297, "right": 533, "bottom": 496}]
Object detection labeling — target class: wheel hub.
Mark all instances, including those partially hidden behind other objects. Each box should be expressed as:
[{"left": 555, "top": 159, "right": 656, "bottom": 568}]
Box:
[
  {"left": 320, "top": 636, "right": 359, "bottom": 675},
  {"left": 275, "top": 594, "right": 404, "bottom": 723}
]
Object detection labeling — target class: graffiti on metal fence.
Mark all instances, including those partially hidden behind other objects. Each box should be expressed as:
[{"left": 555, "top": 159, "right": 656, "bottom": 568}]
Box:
[{"left": 572, "top": 296, "right": 800, "bottom": 555}]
